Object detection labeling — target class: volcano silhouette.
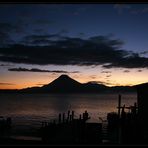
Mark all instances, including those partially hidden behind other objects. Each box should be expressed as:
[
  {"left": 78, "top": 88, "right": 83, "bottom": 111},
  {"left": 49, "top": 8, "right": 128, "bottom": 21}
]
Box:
[
  {"left": 42, "top": 74, "right": 83, "bottom": 93},
  {"left": 49, "top": 74, "right": 82, "bottom": 87},
  {"left": 20, "top": 74, "right": 135, "bottom": 93}
]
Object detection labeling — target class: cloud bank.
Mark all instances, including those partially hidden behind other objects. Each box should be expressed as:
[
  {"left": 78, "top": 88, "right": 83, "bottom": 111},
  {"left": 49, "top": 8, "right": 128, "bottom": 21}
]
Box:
[
  {"left": 8, "top": 67, "right": 79, "bottom": 73},
  {"left": 0, "top": 34, "right": 148, "bottom": 69}
]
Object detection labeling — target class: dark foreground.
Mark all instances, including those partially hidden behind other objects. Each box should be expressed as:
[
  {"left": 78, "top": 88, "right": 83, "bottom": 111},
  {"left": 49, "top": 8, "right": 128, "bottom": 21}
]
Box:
[
  {"left": 0, "top": 94, "right": 147, "bottom": 145},
  {"left": 0, "top": 106, "right": 146, "bottom": 146}
]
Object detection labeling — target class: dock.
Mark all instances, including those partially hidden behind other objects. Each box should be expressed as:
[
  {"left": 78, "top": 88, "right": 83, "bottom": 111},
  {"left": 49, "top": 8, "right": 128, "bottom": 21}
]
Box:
[{"left": 40, "top": 110, "right": 102, "bottom": 144}]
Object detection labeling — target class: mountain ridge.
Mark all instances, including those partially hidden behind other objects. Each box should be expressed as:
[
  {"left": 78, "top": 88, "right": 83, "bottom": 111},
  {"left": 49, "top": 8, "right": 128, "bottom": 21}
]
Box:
[
  {"left": 0, "top": 75, "right": 138, "bottom": 93},
  {"left": 18, "top": 74, "right": 136, "bottom": 93}
]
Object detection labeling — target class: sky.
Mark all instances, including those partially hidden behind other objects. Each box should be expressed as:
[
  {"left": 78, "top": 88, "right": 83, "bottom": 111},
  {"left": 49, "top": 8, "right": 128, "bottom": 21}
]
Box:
[{"left": 0, "top": 3, "right": 148, "bottom": 89}]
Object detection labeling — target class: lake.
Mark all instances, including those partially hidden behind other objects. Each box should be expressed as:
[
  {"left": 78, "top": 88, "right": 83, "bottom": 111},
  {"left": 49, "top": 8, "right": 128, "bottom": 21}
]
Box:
[{"left": 0, "top": 93, "right": 137, "bottom": 129}]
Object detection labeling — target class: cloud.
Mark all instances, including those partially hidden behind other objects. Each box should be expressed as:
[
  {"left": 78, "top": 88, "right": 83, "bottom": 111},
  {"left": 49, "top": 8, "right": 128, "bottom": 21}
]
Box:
[
  {"left": 102, "top": 53, "right": 148, "bottom": 68},
  {"left": 101, "top": 71, "right": 112, "bottom": 74},
  {"left": 0, "top": 22, "right": 25, "bottom": 34},
  {"left": 78, "top": 32, "right": 85, "bottom": 38},
  {"left": 58, "top": 29, "right": 69, "bottom": 35},
  {"left": 114, "top": 4, "right": 148, "bottom": 16},
  {"left": 0, "top": 34, "right": 148, "bottom": 69},
  {"left": 130, "top": 10, "right": 140, "bottom": 15},
  {"left": 0, "top": 64, "right": 6, "bottom": 66},
  {"left": 114, "top": 4, "right": 131, "bottom": 14},
  {"left": 114, "top": 4, "right": 148, "bottom": 15},
  {"left": 36, "top": 83, "right": 47, "bottom": 86},
  {"left": 21, "top": 33, "right": 62, "bottom": 45},
  {"left": 89, "top": 75, "right": 97, "bottom": 79},
  {"left": 0, "top": 23, "right": 16, "bottom": 33},
  {"left": 139, "top": 51, "right": 148, "bottom": 56},
  {"left": 130, "top": 7, "right": 148, "bottom": 15},
  {"left": 87, "top": 80, "right": 112, "bottom": 86},
  {"left": 0, "top": 83, "right": 15, "bottom": 85},
  {"left": 0, "top": 31, "right": 13, "bottom": 46},
  {"left": 0, "top": 63, "right": 12, "bottom": 67},
  {"left": 71, "top": 6, "right": 90, "bottom": 16},
  {"left": 106, "top": 75, "right": 112, "bottom": 77},
  {"left": 0, "top": 22, "right": 27, "bottom": 46},
  {"left": 33, "top": 19, "right": 54, "bottom": 25},
  {"left": 33, "top": 29, "right": 45, "bottom": 34},
  {"left": 123, "top": 70, "right": 130, "bottom": 73},
  {"left": 142, "top": 8, "right": 148, "bottom": 13},
  {"left": 137, "top": 69, "right": 143, "bottom": 72},
  {"left": 8, "top": 67, "right": 79, "bottom": 73}
]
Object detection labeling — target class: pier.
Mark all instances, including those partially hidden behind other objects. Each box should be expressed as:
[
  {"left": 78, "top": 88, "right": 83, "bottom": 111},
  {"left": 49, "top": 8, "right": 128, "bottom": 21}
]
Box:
[
  {"left": 40, "top": 110, "right": 102, "bottom": 144},
  {"left": 107, "top": 95, "right": 140, "bottom": 144}
]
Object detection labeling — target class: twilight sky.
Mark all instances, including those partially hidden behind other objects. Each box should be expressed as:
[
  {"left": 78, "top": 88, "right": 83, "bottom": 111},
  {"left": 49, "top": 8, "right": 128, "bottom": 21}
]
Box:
[{"left": 0, "top": 3, "right": 148, "bottom": 89}]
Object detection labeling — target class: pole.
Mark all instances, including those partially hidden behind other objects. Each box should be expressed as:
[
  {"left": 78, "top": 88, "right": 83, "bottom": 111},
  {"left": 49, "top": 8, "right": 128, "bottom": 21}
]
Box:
[
  {"left": 118, "top": 94, "right": 121, "bottom": 118},
  {"left": 118, "top": 94, "right": 122, "bottom": 144}
]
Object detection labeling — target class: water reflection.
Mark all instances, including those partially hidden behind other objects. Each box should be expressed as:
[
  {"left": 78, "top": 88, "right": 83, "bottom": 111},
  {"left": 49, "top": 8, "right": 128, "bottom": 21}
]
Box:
[{"left": 0, "top": 93, "right": 137, "bottom": 126}]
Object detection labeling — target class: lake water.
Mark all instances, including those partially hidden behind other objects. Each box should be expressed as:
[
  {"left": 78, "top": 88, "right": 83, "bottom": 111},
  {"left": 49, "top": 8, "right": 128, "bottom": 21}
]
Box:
[{"left": 0, "top": 93, "right": 137, "bottom": 129}]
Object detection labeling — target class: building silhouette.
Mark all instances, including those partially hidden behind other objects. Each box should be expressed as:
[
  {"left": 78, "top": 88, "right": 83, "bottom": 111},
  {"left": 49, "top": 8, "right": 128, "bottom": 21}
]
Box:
[{"left": 135, "top": 83, "right": 148, "bottom": 143}]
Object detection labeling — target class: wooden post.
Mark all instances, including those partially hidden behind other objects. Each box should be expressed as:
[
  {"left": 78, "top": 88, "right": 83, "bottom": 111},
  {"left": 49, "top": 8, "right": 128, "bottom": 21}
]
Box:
[
  {"left": 67, "top": 110, "right": 70, "bottom": 122},
  {"left": 53, "top": 120, "right": 56, "bottom": 124},
  {"left": 59, "top": 113, "right": 61, "bottom": 124},
  {"left": 63, "top": 113, "right": 65, "bottom": 123},
  {"left": 79, "top": 114, "right": 82, "bottom": 120},
  {"left": 121, "top": 104, "right": 125, "bottom": 119},
  {"left": 118, "top": 94, "right": 122, "bottom": 144},
  {"left": 118, "top": 94, "right": 121, "bottom": 118},
  {"left": 70, "top": 115, "right": 72, "bottom": 121}
]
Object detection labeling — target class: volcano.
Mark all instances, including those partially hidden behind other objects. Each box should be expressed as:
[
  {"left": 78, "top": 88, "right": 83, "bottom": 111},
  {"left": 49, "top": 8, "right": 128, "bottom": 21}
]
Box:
[
  {"left": 19, "top": 74, "right": 135, "bottom": 94},
  {"left": 41, "top": 74, "right": 83, "bottom": 93}
]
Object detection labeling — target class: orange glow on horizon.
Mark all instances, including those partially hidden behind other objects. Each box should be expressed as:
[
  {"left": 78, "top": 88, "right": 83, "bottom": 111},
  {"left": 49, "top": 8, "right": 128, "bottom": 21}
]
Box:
[
  {"left": 0, "top": 72, "right": 147, "bottom": 90},
  {"left": 0, "top": 65, "right": 148, "bottom": 89}
]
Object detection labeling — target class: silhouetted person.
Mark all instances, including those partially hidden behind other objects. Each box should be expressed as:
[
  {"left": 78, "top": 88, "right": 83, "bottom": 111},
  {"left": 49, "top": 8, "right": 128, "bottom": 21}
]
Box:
[{"left": 83, "top": 110, "right": 90, "bottom": 121}]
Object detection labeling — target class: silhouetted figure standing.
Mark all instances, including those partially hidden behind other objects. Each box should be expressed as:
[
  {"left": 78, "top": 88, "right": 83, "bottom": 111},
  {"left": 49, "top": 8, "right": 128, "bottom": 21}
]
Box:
[{"left": 83, "top": 110, "right": 90, "bottom": 121}]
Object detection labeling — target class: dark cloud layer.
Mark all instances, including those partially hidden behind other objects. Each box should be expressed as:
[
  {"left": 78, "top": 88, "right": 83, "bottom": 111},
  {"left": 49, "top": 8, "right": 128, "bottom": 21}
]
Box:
[
  {"left": 101, "top": 71, "right": 112, "bottom": 74},
  {"left": 0, "top": 22, "right": 26, "bottom": 46},
  {"left": 106, "top": 75, "right": 112, "bottom": 77},
  {"left": 0, "top": 64, "right": 9, "bottom": 66},
  {"left": 0, "top": 34, "right": 148, "bottom": 69},
  {"left": 89, "top": 75, "right": 97, "bottom": 79},
  {"left": 0, "top": 83, "right": 14, "bottom": 85},
  {"left": 87, "top": 81, "right": 112, "bottom": 86},
  {"left": 0, "top": 63, "right": 13, "bottom": 67},
  {"left": 137, "top": 69, "right": 143, "bottom": 72},
  {"left": 123, "top": 70, "right": 130, "bottom": 73},
  {"left": 8, "top": 67, "right": 79, "bottom": 73}
]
